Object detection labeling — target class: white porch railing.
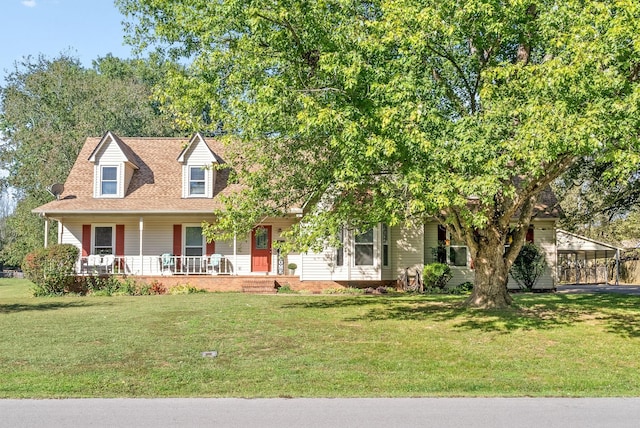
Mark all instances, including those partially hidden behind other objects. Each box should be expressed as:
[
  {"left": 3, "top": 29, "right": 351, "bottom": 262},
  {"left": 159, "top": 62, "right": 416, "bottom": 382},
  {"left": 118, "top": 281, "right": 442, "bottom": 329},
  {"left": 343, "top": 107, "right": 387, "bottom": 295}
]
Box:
[{"left": 78, "top": 254, "right": 233, "bottom": 276}]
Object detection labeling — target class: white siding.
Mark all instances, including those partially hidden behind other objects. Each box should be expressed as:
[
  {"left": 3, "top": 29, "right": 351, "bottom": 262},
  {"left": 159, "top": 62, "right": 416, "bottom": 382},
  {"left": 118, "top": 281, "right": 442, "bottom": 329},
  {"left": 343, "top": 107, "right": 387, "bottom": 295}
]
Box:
[
  {"left": 181, "top": 137, "right": 217, "bottom": 198},
  {"left": 392, "top": 223, "right": 425, "bottom": 278},
  {"left": 300, "top": 226, "right": 382, "bottom": 282},
  {"left": 92, "top": 140, "right": 129, "bottom": 198}
]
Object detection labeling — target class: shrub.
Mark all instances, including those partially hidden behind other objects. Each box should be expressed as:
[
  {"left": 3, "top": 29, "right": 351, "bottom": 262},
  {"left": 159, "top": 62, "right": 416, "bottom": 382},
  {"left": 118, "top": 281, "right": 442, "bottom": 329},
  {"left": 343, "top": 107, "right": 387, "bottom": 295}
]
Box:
[
  {"left": 276, "top": 284, "right": 297, "bottom": 294},
  {"left": 510, "top": 243, "right": 547, "bottom": 291},
  {"left": 422, "top": 262, "right": 453, "bottom": 289},
  {"left": 148, "top": 280, "right": 166, "bottom": 295},
  {"left": 23, "top": 244, "right": 79, "bottom": 296},
  {"left": 168, "top": 284, "right": 205, "bottom": 295}
]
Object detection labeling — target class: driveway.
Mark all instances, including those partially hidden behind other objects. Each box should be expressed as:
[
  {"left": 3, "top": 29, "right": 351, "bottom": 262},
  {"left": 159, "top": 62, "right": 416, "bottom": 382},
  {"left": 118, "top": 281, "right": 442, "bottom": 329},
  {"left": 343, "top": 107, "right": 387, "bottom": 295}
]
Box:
[{"left": 557, "top": 284, "right": 640, "bottom": 296}]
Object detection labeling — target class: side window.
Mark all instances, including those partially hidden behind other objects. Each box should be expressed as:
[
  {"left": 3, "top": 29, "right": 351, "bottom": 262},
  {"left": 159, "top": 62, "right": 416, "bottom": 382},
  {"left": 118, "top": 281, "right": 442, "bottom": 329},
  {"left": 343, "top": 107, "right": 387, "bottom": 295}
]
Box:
[
  {"left": 336, "top": 227, "right": 344, "bottom": 267},
  {"left": 354, "top": 229, "right": 374, "bottom": 266},
  {"left": 101, "top": 166, "right": 118, "bottom": 196},
  {"left": 189, "top": 166, "right": 206, "bottom": 196},
  {"left": 94, "top": 226, "right": 113, "bottom": 255},
  {"left": 382, "top": 224, "right": 389, "bottom": 267}
]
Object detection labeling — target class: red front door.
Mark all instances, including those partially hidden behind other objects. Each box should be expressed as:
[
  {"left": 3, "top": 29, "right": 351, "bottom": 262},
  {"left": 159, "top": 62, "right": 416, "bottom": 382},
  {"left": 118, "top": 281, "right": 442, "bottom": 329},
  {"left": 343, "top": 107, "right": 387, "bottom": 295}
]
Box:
[{"left": 251, "top": 226, "right": 272, "bottom": 272}]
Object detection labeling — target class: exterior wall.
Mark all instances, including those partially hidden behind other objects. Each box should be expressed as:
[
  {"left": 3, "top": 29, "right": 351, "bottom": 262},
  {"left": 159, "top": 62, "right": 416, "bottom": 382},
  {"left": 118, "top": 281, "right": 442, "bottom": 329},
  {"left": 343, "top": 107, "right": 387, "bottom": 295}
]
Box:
[
  {"left": 58, "top": 214, "right": 298, "bottom": 277},
  {"left": 391, "top": 223, "right": 424, "bottom": 278},
  {"left": 300, "top": 225, "right": 382, "bottom": 282}
]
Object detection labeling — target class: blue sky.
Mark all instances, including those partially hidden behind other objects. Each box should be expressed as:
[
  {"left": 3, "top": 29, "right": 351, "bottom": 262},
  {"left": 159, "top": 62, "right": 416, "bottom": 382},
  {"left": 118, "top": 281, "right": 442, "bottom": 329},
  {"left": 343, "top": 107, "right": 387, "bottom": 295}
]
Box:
[{"left": 1, "top": 0, "right": 134, "bottom": 82}]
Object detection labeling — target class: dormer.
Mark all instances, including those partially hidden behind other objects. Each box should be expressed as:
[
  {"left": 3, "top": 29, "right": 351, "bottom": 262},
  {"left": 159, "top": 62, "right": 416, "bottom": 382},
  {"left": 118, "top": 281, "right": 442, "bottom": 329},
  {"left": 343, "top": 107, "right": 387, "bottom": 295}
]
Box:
[
  {"left": 177, "top": 133, "right": 218, "bottom": 198},
  {"left": 88, "top": 131, "right": 139, "bottom": 198}
]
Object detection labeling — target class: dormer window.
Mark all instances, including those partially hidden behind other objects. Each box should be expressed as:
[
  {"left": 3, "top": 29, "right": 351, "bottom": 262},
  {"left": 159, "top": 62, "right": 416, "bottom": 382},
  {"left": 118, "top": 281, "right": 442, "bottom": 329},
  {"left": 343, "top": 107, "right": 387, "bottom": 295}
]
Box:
[
  {"left": 101, "top": 166, "right": 118, "bottom": 196},
  {"left": 189, "top": 167, "right": 206, "bottom": 196}
]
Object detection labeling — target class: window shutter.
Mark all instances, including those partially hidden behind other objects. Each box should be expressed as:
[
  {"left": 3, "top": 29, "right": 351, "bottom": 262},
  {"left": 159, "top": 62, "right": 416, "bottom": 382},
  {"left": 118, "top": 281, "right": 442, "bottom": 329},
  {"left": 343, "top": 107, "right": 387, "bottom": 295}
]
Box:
[
  {"left": 116, "top": 225, "right": 125, "bottom": 256},
  {"left": 173, "top": 225, "right": 182, "bottom": 256},
  {"left": 206, "top": 240, "right": 215, "bottom": 256},
  {"left": 81, "top": 224, "right": 91, "bottom": 256},
  {"left": 526, "top": 227, "right": 534, "bottom": 243}
]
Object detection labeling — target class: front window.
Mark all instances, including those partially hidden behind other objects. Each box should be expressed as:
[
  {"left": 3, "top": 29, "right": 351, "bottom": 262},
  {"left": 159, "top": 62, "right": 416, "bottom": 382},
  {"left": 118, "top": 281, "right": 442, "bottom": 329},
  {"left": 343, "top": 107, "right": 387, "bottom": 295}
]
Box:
[
  {"left": 189, "top": 166, "right": 206, "bottom": 196},
  {"left": 185, "top": 226, "right": 204, "bottom": 256},
  {"left": 355, "top": 229, "right": 374, "bottom": 266},
  {"left": 101, "top": 166, "right": 118, "bottom": 195},
  {"left": 94, "top": 226, "right": 113, "bottom": 255}
]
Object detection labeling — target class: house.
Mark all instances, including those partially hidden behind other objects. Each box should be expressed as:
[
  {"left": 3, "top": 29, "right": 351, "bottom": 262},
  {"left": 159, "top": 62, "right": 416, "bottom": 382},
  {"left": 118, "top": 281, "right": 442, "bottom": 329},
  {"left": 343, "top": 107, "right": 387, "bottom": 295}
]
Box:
[{"left": 33, "top": 132, "right": 560, "bottom": 291}]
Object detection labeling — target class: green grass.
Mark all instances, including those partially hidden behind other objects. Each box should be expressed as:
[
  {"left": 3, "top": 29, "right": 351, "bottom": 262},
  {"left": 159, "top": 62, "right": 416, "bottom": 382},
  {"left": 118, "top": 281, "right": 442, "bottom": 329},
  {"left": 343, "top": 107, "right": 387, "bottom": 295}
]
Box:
[{"left": 1, "top": 279, "right": 640, "bottom": 398}]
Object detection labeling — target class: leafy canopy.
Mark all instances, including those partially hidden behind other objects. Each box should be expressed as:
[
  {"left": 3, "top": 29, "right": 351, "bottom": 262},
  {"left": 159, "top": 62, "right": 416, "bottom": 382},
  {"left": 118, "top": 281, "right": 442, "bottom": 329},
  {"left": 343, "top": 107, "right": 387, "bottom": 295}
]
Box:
[{"left": 118, "top": 0, "right": 640, "bottom": 239}]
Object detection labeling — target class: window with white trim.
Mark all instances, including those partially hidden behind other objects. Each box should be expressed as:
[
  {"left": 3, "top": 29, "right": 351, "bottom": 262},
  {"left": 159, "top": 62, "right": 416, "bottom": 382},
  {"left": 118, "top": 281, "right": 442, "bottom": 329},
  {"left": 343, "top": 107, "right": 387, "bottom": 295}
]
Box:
[
  {"left": 355, "top": 229, "right": 374, "bottom": 266},
  {"left": 189, "top": 166, "right": 206, "bottom": 196},
  {"left": 185, "top": 226, "right": 205, "bottom": 256},
  {"left": 94, "top": 226, "right": 113, "bottom": 255},
  {"left": 101, "top": 166, "right": 118, "bottom": 196}
]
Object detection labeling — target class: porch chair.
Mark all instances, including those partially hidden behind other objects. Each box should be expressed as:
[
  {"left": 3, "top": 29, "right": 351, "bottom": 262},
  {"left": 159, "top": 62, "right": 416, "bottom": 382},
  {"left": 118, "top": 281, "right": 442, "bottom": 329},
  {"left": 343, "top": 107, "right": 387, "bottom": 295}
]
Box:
[
  {"left": 208, "top": 254, "right": 223, "bottom": 275},
  {"left": 86, "top": 254, "right": 101, "bottom": 274},
  {"left": 161, "top": 253, "right": 174, "bottom": 275},
  {"left": 101, "top": 254, "right": 115, "bottom": 274}
]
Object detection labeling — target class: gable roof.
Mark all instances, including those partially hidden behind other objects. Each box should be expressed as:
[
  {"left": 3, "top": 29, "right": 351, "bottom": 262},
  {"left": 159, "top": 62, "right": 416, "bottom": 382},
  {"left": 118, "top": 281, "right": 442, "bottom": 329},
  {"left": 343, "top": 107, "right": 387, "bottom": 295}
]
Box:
[
  {"left": 33, "top": 134, "right": 239, "bottom": 216},
  {"left": 87, "top": 131, "right": 140, "bottom": 169}
]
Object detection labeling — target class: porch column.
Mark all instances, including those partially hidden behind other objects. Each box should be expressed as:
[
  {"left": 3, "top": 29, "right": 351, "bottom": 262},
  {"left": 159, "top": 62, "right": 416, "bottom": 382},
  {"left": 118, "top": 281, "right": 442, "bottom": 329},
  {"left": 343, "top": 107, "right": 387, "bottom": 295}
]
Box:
[
  {"left": 233, "top": 233, "right": 238, "bottom": 276},
  {"left": 43, "top": 217, "right": 49, "bottom": 248},
  {"left": 615, "top": 249, "right": 620, "bottom": 286},
  {"left": 139, "top": 217, "right": 144, "bottom": 275},
  {"left": 58, "top": 220, "right": 63, "bottom": 244}
]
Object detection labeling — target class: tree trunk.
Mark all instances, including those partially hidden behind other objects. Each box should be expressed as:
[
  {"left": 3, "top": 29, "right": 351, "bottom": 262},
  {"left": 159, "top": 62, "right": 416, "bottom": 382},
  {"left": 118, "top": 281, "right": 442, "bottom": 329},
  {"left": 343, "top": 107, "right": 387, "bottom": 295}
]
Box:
[{"left": 465, "top": 238, "right": 513, "bottom": 309}]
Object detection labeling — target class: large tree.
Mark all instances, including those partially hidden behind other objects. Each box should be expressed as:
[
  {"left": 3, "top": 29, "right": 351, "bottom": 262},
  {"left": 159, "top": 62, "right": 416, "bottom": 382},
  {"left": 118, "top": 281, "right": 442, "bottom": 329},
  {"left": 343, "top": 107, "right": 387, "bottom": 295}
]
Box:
[
  {"left": 0, "top": 54, "right": 177, "bottom": 265},
  {"left": 118, "top": 0, "right": 640, "bottom": 308}
]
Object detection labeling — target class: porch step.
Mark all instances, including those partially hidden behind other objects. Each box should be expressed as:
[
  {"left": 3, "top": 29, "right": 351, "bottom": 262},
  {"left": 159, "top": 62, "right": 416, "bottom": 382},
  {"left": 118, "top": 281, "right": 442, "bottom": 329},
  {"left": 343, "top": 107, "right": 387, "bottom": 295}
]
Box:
[{"left": 242, "top": 279, "right": 277, "bottom": 294}]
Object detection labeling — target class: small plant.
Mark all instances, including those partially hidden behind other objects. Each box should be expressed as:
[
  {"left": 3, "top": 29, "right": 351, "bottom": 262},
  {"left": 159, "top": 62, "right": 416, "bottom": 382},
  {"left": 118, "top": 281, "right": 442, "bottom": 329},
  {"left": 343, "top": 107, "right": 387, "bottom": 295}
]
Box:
[
  {"left": 287, "top": 262, "right": 297, "bottom": 274},
  {"left": 168, "top": 284, "right": 205, "bottom": 295},
  {"left": 276, "top": 284, "right": 297, "bottom": 294},
  {"left": 510, "top": 243, "right": 547, "bottom": 292},
  {"left": 422, "top": 262, "right": 453, "bottom": 289},
  {"left": 148, "top": 280, "right": 166, "bottom": 295}
]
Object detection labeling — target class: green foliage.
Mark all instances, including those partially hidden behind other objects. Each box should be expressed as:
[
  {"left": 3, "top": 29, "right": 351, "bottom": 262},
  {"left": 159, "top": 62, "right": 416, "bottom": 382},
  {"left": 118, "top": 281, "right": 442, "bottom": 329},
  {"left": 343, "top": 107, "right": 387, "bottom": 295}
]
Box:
[
  {"left": 423, "top": 263, "right": 453, "bottom": 290},
  {"left": 322, "top": 287, "right": 365, "bottom": 295},
  {"left": 168, "top": 284, "right": 206, "bottom": 295},
  {"left": 276, "top": 284, "right": 297, "bottom": 294},
  {"left": 0, "top": 54, "right": 177, "bottom": 265},
  {"left": 118, "top": 0, "right": 640, "bottom": 307},
  {"left": 22, "top": 244, "right": 79, "bottom": 296},
  {"left": 510, "top": 243, "right": 547, "bottom": 291},
  {"left": 287, "top": 263, "right": 297, "bottom": 270}
]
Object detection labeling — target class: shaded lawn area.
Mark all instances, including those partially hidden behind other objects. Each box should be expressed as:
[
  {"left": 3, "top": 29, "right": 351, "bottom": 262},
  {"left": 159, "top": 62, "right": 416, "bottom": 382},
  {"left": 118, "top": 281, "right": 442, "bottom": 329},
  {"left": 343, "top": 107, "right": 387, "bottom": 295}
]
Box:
[{"left": 1, "top": 279, "right": 640, "bottom": 398}]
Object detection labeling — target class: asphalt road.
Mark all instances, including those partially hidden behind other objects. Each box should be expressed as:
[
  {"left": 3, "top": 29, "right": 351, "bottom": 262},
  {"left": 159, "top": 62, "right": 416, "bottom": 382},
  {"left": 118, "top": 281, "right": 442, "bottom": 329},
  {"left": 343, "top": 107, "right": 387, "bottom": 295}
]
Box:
[
  {"left": 556, "top": 284, "right": 640, "bottom": 295},
  {"left": 2, "top": 398, "right": 640, "bottom": 428}
]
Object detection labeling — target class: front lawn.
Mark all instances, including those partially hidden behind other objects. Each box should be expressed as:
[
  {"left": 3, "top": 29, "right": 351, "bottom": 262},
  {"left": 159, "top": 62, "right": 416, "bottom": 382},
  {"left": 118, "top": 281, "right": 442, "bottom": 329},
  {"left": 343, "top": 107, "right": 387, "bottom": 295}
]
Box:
[{"left": 1, "top": 279, "right": 639, "bottom": 398}]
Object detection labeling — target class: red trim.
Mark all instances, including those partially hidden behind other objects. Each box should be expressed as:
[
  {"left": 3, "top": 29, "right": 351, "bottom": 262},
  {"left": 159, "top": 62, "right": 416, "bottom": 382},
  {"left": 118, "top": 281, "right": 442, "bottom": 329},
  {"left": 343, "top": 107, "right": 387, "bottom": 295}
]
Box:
[
  {"left": 115, "top": 225, "right": 125, "bottom": 256},
  {"left": 206, "top": 240, "right": 215, "bottom": 256},
  {"left": 116, "top": 225, "right": 125, "bottom": 269},
  {"left": 526, "top": 227, "right": 534, "bottom": 243},
  {"left": 173, "top": 225, "right": 182, "bottom": 256},
  {"left": 173, "top": 225, "right": 182, "bottom": 269},
  {"left": 81, "top": 225, "right": 91, "bottom": 257}
]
